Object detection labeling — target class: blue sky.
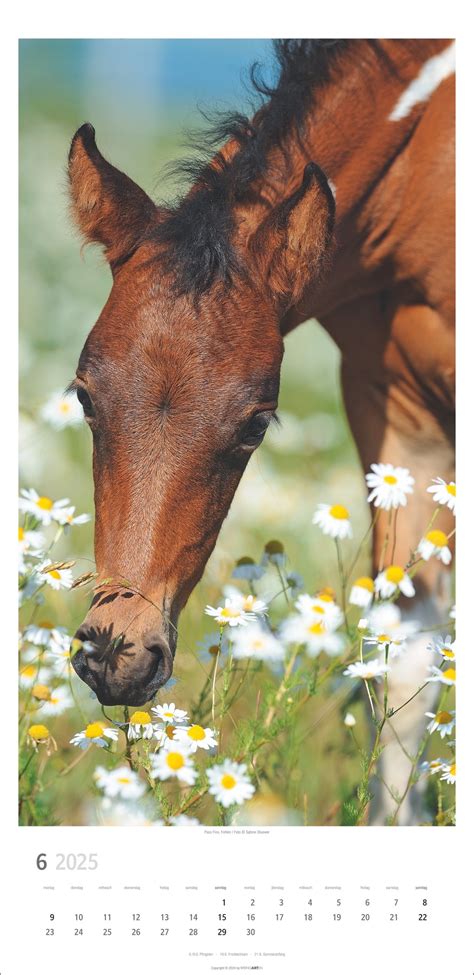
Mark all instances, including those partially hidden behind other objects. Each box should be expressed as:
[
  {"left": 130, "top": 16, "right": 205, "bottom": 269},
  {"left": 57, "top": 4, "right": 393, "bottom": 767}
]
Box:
[{"left": 20, "top": 39, "right": 275, "bottom": 112}]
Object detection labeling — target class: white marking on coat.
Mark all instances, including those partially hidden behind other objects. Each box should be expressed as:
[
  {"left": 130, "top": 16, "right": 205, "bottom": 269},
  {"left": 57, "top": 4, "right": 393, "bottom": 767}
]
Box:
[{"left": 389, "top": 41, "right": 455, "bottom": 122}]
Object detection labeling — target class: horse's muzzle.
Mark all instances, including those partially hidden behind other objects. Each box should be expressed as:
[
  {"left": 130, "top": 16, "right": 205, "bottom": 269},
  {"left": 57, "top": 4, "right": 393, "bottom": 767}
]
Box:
[{"left": 71, "top": 627, "right": 175, "bottom": 706}]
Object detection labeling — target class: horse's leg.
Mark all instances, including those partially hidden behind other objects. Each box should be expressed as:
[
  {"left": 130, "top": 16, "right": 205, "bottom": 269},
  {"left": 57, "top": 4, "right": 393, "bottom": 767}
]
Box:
[{"left": 322, "top": 293, "right": 455, "bottom": 825}]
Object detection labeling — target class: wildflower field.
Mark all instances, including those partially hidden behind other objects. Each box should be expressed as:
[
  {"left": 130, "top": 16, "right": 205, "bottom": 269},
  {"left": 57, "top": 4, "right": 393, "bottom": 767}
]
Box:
[{"left": 19, "top": 44, "right": 455, "bottom": 828}]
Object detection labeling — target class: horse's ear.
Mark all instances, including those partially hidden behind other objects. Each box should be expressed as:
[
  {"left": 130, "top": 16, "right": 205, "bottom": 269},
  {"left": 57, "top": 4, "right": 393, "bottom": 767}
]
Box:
[
  {"left": 249, "top": 162, "right": 335, "bottom": 309},
  {"left": 68, "top": 123, "right": 157, "bottom": 268}
]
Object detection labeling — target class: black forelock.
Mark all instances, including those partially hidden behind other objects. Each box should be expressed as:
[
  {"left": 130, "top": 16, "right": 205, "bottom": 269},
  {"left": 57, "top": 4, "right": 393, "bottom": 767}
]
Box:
[{"left": 147, "top": 40, "right": 394, "bottom": 296}]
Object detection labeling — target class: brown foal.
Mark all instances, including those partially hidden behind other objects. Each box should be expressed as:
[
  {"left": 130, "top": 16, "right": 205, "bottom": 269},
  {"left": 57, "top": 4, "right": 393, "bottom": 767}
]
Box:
[{"left": 68, "top": 40, "right": 454, "bottom": 820}]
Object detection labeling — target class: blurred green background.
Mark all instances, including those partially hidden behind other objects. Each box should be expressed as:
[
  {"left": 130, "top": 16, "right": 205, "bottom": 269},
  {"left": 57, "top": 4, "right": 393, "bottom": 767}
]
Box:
[{"left": 19, "top": 40, "right": 383, "bottom": 825}]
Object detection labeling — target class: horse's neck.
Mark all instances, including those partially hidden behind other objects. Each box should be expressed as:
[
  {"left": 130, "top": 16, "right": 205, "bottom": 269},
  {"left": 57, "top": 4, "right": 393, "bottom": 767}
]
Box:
[{"left": 304, "top": 41, "right": 452, "bottom": 221}]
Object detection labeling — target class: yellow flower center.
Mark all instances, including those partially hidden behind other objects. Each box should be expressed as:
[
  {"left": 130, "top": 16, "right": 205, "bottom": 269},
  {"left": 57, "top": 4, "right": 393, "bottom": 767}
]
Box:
[
  {"left": 32, "top": 684, "right": 51, "bottom": 701},
  {"left": 355, "top": 576, "right": 374, "bottom": 592},
  {"left": 18, "top": 526, "right": 24, "bottom": 541},
  {"left": 130, "top": 711, "right": 150, "bottom": 725},
  {"left": 309, "top": 622, "right": 324, "bottom": 635},
  {"left": 21, "top": 665, "right": 36, "bottom": 679},
  {"left": 329, "top": 504, "right": 349, "bottom": 520},
  {"left": 166, "top": 752, "right": 185, "bottom": 771},
  {"left": 441, "top": 647, "right": 455, "bottom": 659},
  {"left": 425, "top": 529, "right": 449, "bottom": 547},
  {"left": 85, "top": 722, "right": 105, "bottom": 739},
  {"left": 317, "top": 589, "right": 335, "bottom": 602},
  {"left": 221, "top": 774, "right": 237, "bottom": 790},
  {"left": 383, "top": 475, "right": 397, "bottom": 485},
  {"left": 447, "top": 483, "right": 456, "bottom": 496},
  {"left": 313, "top": 605, "right": 325, "bottom": 614},
  {"left": 29, "top": 724, "right": 49, "bottom": 740},
  {"left": 443, "top": 668, "right": 456, "bottom": 682},
  {"left": 38, "top": 620, "right": 54, "bottom": 629},
  {"left": 59, "top": 401, "right": 72, "bottom": 413},
  {"left": 188, "top": 725, "right": 206, "bottom": 741},
  {"left": 117, "top": 776, "right": 131, "bottom": 784},
  {"left": 243, "top": 596, "right": 255, "bottom": 610},
  {"left": 37, "top": 497, "right": 53, "bottom": 510},
  {"left": 377, "top": 634, "right": 391, "bottom": 644},
  {"left": 252, "top": 639, "right": 265, "bottom": 650},
  {"left": 448, "top": 763, "right": 456, "bottom": 776},
  {"left": 435, "top": 711, "right": 452, "bottom": 725},
  {"left": 220, "top": 607, "right": 239, "bottom": 619},
  {"left": 385, "top": 565, "right": 404, "bottom": 584},
  {"left": 47, "top": 570, "right": 61, "bottom": 580}
]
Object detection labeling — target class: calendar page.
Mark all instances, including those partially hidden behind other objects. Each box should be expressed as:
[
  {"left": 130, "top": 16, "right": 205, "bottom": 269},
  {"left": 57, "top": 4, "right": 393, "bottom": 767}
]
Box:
[{"left": 5, "top": 3, "right": 471, "bottom": 973}]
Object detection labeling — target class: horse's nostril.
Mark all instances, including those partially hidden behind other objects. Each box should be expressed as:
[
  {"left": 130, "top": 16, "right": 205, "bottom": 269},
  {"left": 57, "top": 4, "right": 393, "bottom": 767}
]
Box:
[{"left": 143, "top": 630, "right": 169, "bottom": 657}]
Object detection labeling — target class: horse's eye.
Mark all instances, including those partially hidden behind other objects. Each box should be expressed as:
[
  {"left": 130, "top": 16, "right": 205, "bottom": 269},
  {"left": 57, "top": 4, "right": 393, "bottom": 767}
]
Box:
[
  {"left": 76, "top": 386, "right": 94, "bottom": 418},
  {"left": 241, "top": 412, "right": 272, "bottom": 448}
]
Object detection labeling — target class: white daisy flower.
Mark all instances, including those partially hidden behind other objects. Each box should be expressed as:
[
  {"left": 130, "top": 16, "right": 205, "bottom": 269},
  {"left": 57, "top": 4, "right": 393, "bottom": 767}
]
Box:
[
  {"left": 18, "top": 526, "right": 44, "bottom": 570},
  {"left": 312, "top": 503, "right": 353, "bottom": 539},
  {"left": 365, "top": 463, "right": 414, "bottom": 510},
  {"left": 94, "top": 765, "right": 146, "bottom": 800},
  {"left": 151, "top": 702, "right": 188, "bottom": 725},
  {"left": 223, "top": 586, "right": 268, "bottom": 616},
  {"left": 366, "top": 603, "right": 420, "bottom": 643},
  {"left": 343, "top": 660, "right": 391, "bottom": 681},
  {"left": 425, "top": 710, "right": 455, "bottom": 738},
  {"left": 53, "top": 505, "right": 91, "bottom": 528},
  {"left": 280, "top": 615, "right": 344, "bottom": 658},
  {"left": 40, "top": 390, "right": 84, "bottom": 429},
  {"left": 19, "top": 662, "right": 51, "bottom": 688},
  {"left": 97, "top": 800, "right": 164, "bottom": 827},
  {"left": 349, "top": 576, "right": 375, "bottom": 608},
  {"left": 230, "top": 623, "right": 285, "bottom": 662},
  {"left": 420, "top": 758, "right": 445, "bottom": 776},
  {"left": 440, "top": 761, "right": 456, "bottom": 784},
  {"left": 344, "top": 712, "right": 356, "bottom": 727},
  {"left": 153, "top": 723, "right": 181, "bottom": 749},
  {"left": 70, "top": 722, "right": 119, "bottom": 750},
  {"left": 294, "top": 593, "right": 344, "bottom": 631},
  {"left": 375, "top": 565, "right": 415, "bottom": 599},
  {"left": 364, "top": 631, "right": 407, "bottom": 658},
  {"left": 48, "top": 642, "right": 75, "bottom": 677},
  {"left": 417, "top": 529, "right": 452, "bottom": 565},
  {"left": 150, "top": 745, "right": 197, "bottom": 785},
  {"left": 427, "top": 477, "right": 456, "bottom": 514},
  {"left": 174, "top": 724, "right": 218, "bottom": 753},
  {"left": 427, "top": 635, "right": 456, "bottom": 661},
  {"left": 23, "top": 621, "right": 68, "bottom": 649},
  {"left": 207, "top": 759, "right": 255, "bottom": 808},
  {"left": 18, "top": 489, "right": 70, "bottom": 526},
  {"left": 127, "top": 710, "right": 155, "bottom": 741},
  {"left": 169, "top": 814, "right": 200, "bottom": 826},
  {"left": 205, "top": 598, "right": 256, "bottom": 627},
  {"left": 427, "top": 664, "right": 456, "bottom": 686},
  {"left": 37, "top": 560, "right": 73, "bottom": 590},
  {"left": 40, "top": 685, "right": 73, "bottom": 716}
]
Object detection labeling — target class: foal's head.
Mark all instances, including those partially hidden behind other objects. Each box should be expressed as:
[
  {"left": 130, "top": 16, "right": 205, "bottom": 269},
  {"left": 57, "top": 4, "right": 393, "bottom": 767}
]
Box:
[{"left": 68, "top": 123, "right": 333, "bottom": 704}]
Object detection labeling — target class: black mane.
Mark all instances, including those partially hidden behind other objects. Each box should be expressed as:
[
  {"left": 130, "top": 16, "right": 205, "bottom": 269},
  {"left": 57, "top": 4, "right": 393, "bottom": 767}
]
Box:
[{"left": 150, "top": 40, "right": 362, "bottom": 295}]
